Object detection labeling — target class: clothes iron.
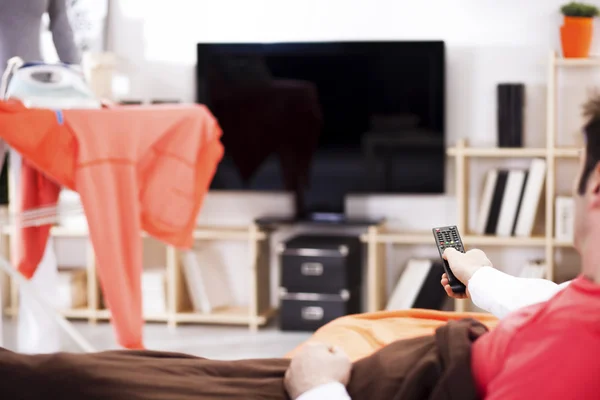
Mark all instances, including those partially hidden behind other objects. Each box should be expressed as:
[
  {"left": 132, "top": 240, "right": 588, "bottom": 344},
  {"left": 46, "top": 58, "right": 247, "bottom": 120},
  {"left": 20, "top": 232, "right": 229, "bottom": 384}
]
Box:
[{"left": 0, "top": 57, "right": 101, "bottom": 109}]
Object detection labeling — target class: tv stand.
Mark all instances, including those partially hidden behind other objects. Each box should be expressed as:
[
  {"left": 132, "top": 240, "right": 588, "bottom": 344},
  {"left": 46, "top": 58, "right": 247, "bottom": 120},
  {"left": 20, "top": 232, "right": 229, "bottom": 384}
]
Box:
[
  {"left": 266, "top": 181, "right": 385, "bottom": 227},
  {"left": 306, "top": 212, "right": 347, "bottom": 223},
  {"left": 255, "top": 214, "right": 384, "bottom": 227},
  {"left": 254, "top": 214, "right": 387, "bottom": 313}
]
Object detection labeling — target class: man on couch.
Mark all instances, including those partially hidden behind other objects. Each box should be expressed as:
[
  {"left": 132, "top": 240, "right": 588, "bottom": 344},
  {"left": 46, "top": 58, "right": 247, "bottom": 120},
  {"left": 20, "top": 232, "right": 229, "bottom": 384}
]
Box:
[{"left": 285, "top": 96, "right": 600, "bottom": 399}]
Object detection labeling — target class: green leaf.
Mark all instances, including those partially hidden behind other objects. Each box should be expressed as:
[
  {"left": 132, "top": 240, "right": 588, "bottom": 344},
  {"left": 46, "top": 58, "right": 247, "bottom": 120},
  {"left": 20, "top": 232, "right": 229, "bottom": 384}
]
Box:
[{"left": 561, "top": 2, "right": 600, "bottom": 17}]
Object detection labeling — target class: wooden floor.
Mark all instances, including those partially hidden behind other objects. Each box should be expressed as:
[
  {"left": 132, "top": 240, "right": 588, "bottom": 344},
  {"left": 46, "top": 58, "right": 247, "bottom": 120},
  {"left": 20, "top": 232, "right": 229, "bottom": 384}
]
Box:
[{"left": 1, "top": 317, "right": 311, "bottom": 360}]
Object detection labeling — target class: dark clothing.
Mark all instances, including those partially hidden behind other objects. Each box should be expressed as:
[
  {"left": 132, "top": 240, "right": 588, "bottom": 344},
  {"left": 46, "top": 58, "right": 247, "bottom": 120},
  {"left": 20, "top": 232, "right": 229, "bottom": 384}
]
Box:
[{"left": 0, "top": 318, "right": 484, "bottom": 399}]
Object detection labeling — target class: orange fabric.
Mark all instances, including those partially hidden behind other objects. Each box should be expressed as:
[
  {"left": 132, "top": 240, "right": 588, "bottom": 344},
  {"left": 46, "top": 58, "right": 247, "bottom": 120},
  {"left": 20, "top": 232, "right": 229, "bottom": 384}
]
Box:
[
  {"left": 0, "top": 100, "right": 224, "bottom": 349},
  {"left": 285, "top": 309, "right": 499, "bottom": 362},
  {"left": 16, "top": 160, "right": 62, "bottom": 273}
]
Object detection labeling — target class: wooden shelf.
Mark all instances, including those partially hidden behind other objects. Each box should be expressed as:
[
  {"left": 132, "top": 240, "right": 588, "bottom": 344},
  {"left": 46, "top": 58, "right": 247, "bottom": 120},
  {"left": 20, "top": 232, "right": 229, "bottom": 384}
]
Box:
[
  {"left": 447, "top": 147, "right": 547, "bottom": 158},
  {"left": 0, "top": 225, "right": 89, "bottom": 237},
  {"left": 555, "top": 56, "right": 600, "bottom": 67},
  {"left": 553, "top": 239, "right": 574, "bottom": 248},
  {"left": 360, "top": 231, "right": 545, "bottom": 247},
  {"left": 3, "top": 306, "right": 277, "bottom": 326},
  {"left": 553, "top": 147, "right": 580, "bottom": 158},
  {"left": 464, "top": 235, "right": 546, "bottom": 247},
  {"left": 2, "top": 223, "right": 276, "bottom": 331},
  {"left": 191, "top": 226, "right": 267, "bottom": 240},
  {"left": 0, "top": 225, "right": 264, "bottom": 240},
  {"left": 175, "top": 307, "right": 276, "bottom": 325},
  {"left": 446, "top": 51, "right": 584, "bottom": 304},
  {"left": 377, "top": 51, "right": 584, "bottom": 312},
  {"left": 446, "top": 146, "right": 580, "bottom": 159},
  {"left": 4, "top": 307, "right": 108, "bottom": 320},
  {"left": 360, "top": 231, "right": 431, "bottom": 244}
]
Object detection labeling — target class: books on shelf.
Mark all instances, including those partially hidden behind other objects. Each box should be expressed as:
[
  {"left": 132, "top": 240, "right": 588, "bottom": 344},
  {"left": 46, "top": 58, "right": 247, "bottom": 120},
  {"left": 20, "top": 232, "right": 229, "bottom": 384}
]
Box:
[
  {"left": 386, "top": 258, "right": 447, "bottom": 311},
  {"left": 475, "top": 158, "right": 546, "bottom": 237},
  {"left": 180, "top": 248, "right": 234, "bottom": 314},
  {"left": 142, "top": 269, "right": 167, "bottom": 315},
  {"left": 386, "top": 257, "right": 547, "bottom": 314},
  {"left": 519, "top": 259, "right": 546, "bottom": 279},
  {"left": 496, "top": 169, "right": 527, "bottom": 236},
  {"left": 57, "top": 268, "right": 87, "bottom": 310}
]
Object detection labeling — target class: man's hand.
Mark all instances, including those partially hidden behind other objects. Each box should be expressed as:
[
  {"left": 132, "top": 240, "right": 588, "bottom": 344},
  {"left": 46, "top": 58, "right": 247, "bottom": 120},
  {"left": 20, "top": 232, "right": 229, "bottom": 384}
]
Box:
[
  {"left": 441, "top": 248, "right": 493, "bottom": 299},
  {"left": 284, "top": 342, "right": 352, "bottom": 400}
]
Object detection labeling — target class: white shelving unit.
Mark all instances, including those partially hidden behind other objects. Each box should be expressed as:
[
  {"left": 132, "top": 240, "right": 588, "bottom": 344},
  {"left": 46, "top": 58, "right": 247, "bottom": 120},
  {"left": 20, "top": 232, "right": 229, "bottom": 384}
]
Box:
[
  {"left": 2, "top": 224, "right": 276, "bottom": 330},
  {"left": 362, "top": 51, "right": 584, "bottom": 313}
]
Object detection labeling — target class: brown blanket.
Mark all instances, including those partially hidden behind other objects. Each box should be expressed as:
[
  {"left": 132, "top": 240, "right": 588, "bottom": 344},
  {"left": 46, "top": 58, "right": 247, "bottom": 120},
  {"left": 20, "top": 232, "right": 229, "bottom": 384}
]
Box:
[{"left": 0, "top": 318, "right": 486, "bottom": 400}]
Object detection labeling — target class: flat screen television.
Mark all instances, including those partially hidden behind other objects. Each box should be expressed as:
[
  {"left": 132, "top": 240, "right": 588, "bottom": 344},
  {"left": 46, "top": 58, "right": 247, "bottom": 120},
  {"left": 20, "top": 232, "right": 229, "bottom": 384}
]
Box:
[{"left": 196, "top": 40, "right": 445, "bottom": 221}]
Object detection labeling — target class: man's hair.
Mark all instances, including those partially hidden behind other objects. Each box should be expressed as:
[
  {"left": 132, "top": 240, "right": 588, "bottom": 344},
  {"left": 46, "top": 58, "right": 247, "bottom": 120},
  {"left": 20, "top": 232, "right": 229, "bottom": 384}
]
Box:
[{"left": 579, "top": 95, "right": 600, "bottom": 194}]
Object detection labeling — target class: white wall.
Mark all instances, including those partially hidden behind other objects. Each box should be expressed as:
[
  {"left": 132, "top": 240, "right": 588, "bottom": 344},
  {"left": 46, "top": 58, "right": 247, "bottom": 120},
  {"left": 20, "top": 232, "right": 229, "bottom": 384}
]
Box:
[{"left": 57, "top": 0, "right": 598, "bottom": 309}]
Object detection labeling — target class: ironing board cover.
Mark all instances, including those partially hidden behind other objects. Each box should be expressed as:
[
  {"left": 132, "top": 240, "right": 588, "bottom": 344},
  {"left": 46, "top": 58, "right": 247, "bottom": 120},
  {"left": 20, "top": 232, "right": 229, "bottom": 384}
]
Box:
[{"left": 0, "top": 100, "right": 224, "bottom": 349}]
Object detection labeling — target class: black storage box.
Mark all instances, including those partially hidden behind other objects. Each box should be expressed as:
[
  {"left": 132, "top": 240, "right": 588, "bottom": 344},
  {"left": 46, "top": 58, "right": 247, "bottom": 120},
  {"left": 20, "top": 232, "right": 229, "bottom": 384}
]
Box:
[
  {"left": 278, "top": 235, "right": 362, "bottom": 294},
  {"left": 279, "top": 289, "right": 360, "bottom": 331},
  {"left": 278, "top": 235, "right": 362, "bottom": 331}
]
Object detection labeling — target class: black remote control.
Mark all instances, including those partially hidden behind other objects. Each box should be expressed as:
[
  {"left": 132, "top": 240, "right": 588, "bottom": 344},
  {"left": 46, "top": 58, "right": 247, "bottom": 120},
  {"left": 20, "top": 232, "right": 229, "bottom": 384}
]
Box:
[{"left": 432, "top": 225, "right": 467, "bottom": 294}]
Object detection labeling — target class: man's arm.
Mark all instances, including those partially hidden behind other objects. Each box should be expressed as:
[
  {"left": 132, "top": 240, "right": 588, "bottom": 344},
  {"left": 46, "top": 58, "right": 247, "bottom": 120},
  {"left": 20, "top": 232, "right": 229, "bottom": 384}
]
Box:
[
  {"left": 48, "top": 0, "right": 80, "bottom": 64},
  {"left": 468, "top": 267, "right": 571, "bottom": 318},
  {"left": 285, "top": 343, "right": 352, "bottom": 400},
  {"left": 442, "top": 248, "right": 571, "bottom": 318},
  {"left": 296, "top": 382, "right": 351, "bottom": 400}
]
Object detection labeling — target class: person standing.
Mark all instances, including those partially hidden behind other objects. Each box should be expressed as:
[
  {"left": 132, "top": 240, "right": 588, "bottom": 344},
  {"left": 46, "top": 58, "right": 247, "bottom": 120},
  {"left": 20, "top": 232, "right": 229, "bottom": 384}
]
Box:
[{"left": 0, "top": 0, "right": 80, "bottom": 353}]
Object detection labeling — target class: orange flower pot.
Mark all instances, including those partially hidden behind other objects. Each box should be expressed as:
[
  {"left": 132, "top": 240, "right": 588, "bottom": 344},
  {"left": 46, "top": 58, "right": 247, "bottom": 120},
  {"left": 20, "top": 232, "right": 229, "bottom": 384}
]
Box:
[{"left": 560, "top": 16, "right": 594, "bottom": 58}]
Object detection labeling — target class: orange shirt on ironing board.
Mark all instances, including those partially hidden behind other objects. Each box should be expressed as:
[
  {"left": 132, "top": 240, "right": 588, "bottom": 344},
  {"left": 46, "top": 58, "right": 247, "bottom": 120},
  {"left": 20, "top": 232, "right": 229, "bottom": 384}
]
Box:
[
  {"left": 471, "top": 275, "right": 600, "bottom": 399},
  {"left": 0, "top": 100, "right": 224, "bottom": 349}
]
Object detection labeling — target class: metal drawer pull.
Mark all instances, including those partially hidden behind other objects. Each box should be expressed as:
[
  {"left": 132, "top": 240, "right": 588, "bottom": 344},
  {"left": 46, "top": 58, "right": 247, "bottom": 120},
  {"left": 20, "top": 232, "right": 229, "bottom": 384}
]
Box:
[
  {"left": 301, "top": 262, "right": 323, "bottom": 276},
  {"left": 301, "top": 306, "right": 324, "bottom": 321}
]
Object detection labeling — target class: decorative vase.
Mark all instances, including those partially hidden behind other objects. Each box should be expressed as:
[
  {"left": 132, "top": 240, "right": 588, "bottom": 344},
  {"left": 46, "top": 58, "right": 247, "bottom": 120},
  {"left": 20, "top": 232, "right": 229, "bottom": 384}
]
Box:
[{"left": 560, "top": 16, "right": 594, "bottom": 58}]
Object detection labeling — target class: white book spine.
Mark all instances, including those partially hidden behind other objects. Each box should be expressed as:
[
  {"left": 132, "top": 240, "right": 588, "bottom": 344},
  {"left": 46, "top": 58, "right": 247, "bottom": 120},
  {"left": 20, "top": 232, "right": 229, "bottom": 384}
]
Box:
[
  {"left": 496, "top": 170, "right": 526, "bottom": 237},
  {"left": 515, "top": 159, "right": 547, "bottom": 237},
  {"left": 476, "top": 170, "right": 498, "bottom": 235},
  {"left": 555, "top": 196, "right": 574, "bottom": 243}
]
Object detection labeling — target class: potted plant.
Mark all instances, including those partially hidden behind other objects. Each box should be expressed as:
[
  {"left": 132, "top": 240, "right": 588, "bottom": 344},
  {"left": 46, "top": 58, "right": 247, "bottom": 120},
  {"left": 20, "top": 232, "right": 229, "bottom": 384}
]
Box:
[{"left": 560, "top": 2, "right": 599, "bottom": 58}]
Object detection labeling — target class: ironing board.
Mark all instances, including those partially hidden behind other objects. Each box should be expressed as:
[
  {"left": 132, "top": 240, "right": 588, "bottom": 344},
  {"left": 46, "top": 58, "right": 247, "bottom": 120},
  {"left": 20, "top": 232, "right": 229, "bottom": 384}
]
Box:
[
  {"left": 0, "top": 101, "right": 224, "bottom": 350},
  {"left": 0, "top": 57, "right": 100, "bottom": 352}
]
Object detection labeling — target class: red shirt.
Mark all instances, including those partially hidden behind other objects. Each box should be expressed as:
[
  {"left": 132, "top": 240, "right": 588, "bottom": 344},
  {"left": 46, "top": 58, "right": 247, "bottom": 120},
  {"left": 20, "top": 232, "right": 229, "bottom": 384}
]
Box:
[{"left": 471, "top": 275, "right": 600, "bottom": 399}]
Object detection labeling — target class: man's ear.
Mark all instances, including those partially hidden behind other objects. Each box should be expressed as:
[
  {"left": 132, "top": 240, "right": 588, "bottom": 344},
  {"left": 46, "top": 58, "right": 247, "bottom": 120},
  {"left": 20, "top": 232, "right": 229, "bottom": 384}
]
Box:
[{"left": 590, "top": 162, "right": 600, "bottom": 207}]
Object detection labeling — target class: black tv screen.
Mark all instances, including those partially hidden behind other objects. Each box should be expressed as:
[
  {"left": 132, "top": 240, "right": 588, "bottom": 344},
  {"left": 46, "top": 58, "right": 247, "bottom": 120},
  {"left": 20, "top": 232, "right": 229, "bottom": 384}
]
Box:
[{"left": 196, "top": 41, "right": 445, "bottom": 217}]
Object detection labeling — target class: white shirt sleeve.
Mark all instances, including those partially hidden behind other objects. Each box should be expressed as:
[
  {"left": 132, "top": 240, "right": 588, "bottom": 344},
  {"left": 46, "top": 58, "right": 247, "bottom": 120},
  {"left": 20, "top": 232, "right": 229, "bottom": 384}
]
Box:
[
  {"left": 295, "top": 382, "right": 351, "bottom": 400},
  {"left": 467, "top": 266, "right": 572, "bottom": 319}
]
